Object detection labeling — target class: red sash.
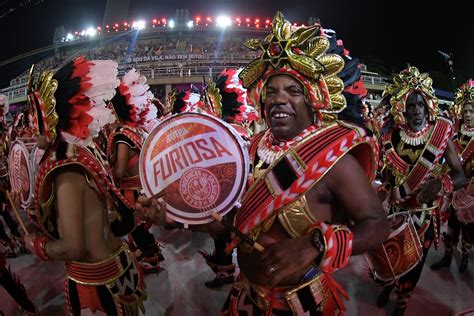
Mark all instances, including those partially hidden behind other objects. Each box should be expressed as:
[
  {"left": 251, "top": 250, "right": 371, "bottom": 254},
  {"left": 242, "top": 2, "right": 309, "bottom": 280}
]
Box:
[
  {"left": 455, "top": 138, "right": 474, "bottom": 163},
  {"left": 34, "top": 145, "right": 134, "bottom": 239},
  {"left": 232, "top": 122, "right": 376, "bottom": 246},
  {"left": 383, "top": 117, "right": 453, "bottom": 204}
]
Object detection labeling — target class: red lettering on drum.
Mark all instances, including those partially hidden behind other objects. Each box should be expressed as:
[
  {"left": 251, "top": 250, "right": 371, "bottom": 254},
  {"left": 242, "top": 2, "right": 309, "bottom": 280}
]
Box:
[
  {"left": 153, "top": 159, "right": 161, "bottom": 187},
  {"left": 184, "top": 142, "right": 203, "bottom": 164},
  {"left": 151, "top": 137, "right": 236, "bottom": 185},
  {"left": 210, "top": 137, "right": 232, "bottom": 157},
  {"left": 196, "top": 139, "right": 217, "bottom": 160}
]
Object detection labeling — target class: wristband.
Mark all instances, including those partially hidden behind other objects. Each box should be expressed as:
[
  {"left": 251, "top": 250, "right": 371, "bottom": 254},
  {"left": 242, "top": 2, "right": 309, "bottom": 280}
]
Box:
[{"left": 33, "top": 235, "right": 53, "bottom": 261}]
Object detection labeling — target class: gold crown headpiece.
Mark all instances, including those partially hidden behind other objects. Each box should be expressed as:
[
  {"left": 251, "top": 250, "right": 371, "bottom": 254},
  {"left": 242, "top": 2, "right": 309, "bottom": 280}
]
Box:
[
  {"left": 383, "top": 65, "right": 439, "bottom": 125},
  {"left": 239, "top": 11, "right": 346, "bottom": 121},
  {"left": 27, "top": 66, "right": 59, "bottom": 142},
  {"left": 452, "top": 79, "right": 474, "bottom": 119}
]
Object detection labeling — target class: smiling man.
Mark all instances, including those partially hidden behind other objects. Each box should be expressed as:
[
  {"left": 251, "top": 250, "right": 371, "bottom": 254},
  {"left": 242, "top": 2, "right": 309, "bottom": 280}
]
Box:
[
  {"left": 220, "top": 12, "right": 389, "bottom": 315},
  {"left": 136, "top": 12, "right": 389, "bottom": 315},
  {"left": 375, "top": 66, "right": 465, "bottom": 315}
]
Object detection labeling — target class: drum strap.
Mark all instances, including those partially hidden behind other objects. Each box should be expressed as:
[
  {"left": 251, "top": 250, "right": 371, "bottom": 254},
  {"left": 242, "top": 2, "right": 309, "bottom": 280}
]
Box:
[
  {"left": 230, "top": 123, "right": 376, "bottom": 248},
  {"left": 384, "top": 117, "right": 452, "bottom": 204},
  {"left": 460, "top": 138, "right": 474, "bottom": 162}
]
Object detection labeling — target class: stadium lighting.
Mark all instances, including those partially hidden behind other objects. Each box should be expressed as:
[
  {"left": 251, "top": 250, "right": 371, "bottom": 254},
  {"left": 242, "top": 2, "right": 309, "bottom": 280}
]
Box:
[
  {"left": 86, "top": 27, "right": 97, "bottom": 37},
  {"left": 132, "top": 20, "right": 146, "bottom": 30},
  {"left": 187, "top": 20, "right": 194, "bottom": 28},
  {"left": 216, "top": 15, "right": 231, "bottom": 28},
  {"left": 168, "top": 20, "right": 175, "bottom": 28},
  {"left": 66, "top": 33, "right": 74, "bottom": 41}
]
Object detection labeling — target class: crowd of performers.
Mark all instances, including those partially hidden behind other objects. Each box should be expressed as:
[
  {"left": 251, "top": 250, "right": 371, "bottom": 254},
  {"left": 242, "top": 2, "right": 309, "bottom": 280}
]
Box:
[{"left": 0, "top": 11, "right": 472, "bottom": 316}]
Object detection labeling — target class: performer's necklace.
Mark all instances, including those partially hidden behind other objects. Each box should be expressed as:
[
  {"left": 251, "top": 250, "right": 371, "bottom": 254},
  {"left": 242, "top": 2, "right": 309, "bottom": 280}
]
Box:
[
  {"left": 399, "top": 123, "right": 433, "bottom": 146},
  {"left": 257, "top": 125, "right": 318, "bottom": 165},
  {"left": 460, "top": 124, "right": 474, "bottom": 137}
]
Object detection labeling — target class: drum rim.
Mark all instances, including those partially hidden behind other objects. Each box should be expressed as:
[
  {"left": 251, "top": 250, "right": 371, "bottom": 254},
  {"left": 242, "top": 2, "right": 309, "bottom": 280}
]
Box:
[
  {"left": 387, "top": 211, "right": 409, "bottom": 239},
  {"left": 8, "top": 140, "right": 34, "bottom": 208},
  {"left": 139, "top": 111, "right": 250, "bottom": 224}
]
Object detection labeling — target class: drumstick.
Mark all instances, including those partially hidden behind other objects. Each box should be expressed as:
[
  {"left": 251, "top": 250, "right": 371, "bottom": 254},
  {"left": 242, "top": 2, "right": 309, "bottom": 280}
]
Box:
[
  {"left": 151, "top": 188, "right": 167, "bottom": 200},
  {"left": 211, "top": 212, "right": 265, "bottom": 252},
  {"left": 5, "top": 190, "right": 29, "bottom": 236}
]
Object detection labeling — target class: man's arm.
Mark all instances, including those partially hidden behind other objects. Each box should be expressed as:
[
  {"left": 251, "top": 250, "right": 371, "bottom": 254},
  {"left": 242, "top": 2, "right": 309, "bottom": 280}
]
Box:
[
  {"left": 113, "top": 143, "right": 130, "bottom": 180},
  {"left": 43, "top": 171, "right": 87, "bottom": 261},
  {"left": 327, "top": 153, "right": 390, "bottom": 255}
]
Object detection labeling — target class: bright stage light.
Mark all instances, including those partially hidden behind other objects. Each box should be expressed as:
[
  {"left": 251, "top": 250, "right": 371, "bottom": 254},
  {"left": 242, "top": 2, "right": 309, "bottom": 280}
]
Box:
[
  {"left": 216, "top": 15, "right": 231, "bottom": 28},
  {"left": 85, "top": 27, "right": 97, "bottom": 37},
  {"left": 168, "top": 20, "right": 175, "bottom": 28},
  {"left": 66, "top": 33, "right": 74, "bottom": 41},
  {"left": 132, "top": 20, "right": 146, "bottom": 30},
  {"left": 187, "top": 20, "right": 194, "bottom": 28}
]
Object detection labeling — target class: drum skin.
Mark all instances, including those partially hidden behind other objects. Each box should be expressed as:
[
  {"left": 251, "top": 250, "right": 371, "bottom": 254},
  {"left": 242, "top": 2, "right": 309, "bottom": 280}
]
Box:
[
  {"left": 8, "top": 140, "right": 35, "bottom": 208},
  {"left": 366, "top": 212, "right": 422, "bottom": 280},
  {"left": 140, "top": 112, "right": 249, "bottom": 225}
]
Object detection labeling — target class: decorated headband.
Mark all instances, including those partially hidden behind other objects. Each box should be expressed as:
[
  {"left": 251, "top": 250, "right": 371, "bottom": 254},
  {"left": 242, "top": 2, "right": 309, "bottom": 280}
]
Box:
[
  {"left": 28, "top": 56, "right": 119, "bottom": 146},
  {"left": 383, "top": 65, "right": 439, "bottom": 125},
  {"left": 110, "top": 68, "right": 156, "bottom": 129}
]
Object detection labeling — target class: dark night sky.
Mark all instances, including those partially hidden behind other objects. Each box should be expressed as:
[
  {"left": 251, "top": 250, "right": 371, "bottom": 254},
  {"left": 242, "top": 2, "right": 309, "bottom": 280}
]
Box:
[{"left": 0, "top": 0, "right": 472, "bottom": 89}]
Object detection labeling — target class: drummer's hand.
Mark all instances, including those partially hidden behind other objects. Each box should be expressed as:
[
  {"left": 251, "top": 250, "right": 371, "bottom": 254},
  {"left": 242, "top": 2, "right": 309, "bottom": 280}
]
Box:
[
  {"left": 135, "top": 196, "right": 170, "bottom": 225},
  {"left": 259, "top": 235, "right": 318, "bottom": 287},
  {"left": 23, "top": 234, "right": 37, "bottom": 254},
  {"left": 417, "top": 178, "right": 442, "bottom": 204}
]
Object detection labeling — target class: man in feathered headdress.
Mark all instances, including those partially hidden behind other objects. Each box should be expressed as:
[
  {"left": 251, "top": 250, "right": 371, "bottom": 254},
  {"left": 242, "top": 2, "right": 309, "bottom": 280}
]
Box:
[
  {"left": 375, "top": 66, "right": 465, "bottom": 315},
  {"left": 138, "top": 12, "right": 389, "bottom": 315},
  {"left": 431, "top": 79, "right": 474, "bottom": 273},
  {"left": 21, "top": 57, "right": 147, "bottom": 315},
  {"left": 107, "top": 68, "right": 164, "bottom": 275}
]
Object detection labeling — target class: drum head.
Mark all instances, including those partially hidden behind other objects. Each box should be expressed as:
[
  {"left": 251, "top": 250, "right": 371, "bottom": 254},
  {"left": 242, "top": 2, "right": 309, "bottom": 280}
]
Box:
[
  {"left": 140, "top": 112, "right": 249, "bottom": 224},
  {"left": 8, "top": 141, "right": 33, "bottom": 208}
]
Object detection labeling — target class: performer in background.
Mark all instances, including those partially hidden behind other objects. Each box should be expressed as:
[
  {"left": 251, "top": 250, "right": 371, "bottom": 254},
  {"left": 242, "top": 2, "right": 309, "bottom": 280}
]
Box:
[
  {"left": 0, "top": 94, "right": 38, "bottom": 315},
  {"left": 108, "top": 68, "right": 164, "bottom": 275},
  {"left": 19, "top": 57, "right": 147, "bottom": 315},
  {"left": 431, "top": 79, "right": 474, "bottom": 272},
  {"left": 199, "top": 68, "right": 259, "bottom": 288},
  {"left": 137, "top": 12, "right": 389, "bottom": 315},
  {"left": 0, "top": 96, "right": 24, "bottom": 256},
  {"left": 375, "top": 66, "right": 465, "bottom": 315}
]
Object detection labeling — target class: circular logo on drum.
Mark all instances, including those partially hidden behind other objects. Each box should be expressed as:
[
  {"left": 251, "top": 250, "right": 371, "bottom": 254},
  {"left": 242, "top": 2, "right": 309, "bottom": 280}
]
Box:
[{"left": 179, "top": 168, "right": 220, "bottom": 208}]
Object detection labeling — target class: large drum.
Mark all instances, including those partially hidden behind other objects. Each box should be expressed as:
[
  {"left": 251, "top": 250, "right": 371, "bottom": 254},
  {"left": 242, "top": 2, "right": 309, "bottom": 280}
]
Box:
[
  {"left": 365, "top": 212, "right": 422, "bottom": 281},
  {"left": 8, "top": 140, "right": 35, "bottom": 209},
  {"left": 452, "top": 180, "right": 474, "bottom": 224},
  {"left": 139, "top": 112, "right": 249, "bottom": 225}
]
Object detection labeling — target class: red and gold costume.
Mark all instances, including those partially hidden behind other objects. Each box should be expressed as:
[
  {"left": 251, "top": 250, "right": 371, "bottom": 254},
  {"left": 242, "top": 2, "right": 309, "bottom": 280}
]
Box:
[
  {"left": 432, "top": 79, "right": 474, "bottom": 272},
  {"left": 29, "top": 57, "right": 146, "bottom": 315},
  {"left": 376, "top": 66, "right": 454, "bottom": 313},
  {"left": 221, "top": 12, "right": 377, "bottom": 315},
  {"left": 107, "top": 68, "right": 164, "bottom": 274}
]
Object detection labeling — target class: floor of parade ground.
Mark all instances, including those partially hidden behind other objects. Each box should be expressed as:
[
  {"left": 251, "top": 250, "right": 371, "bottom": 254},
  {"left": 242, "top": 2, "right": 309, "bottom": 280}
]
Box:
[{"left": 1, "top": 225, "right": 473, "bottom": 316}]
